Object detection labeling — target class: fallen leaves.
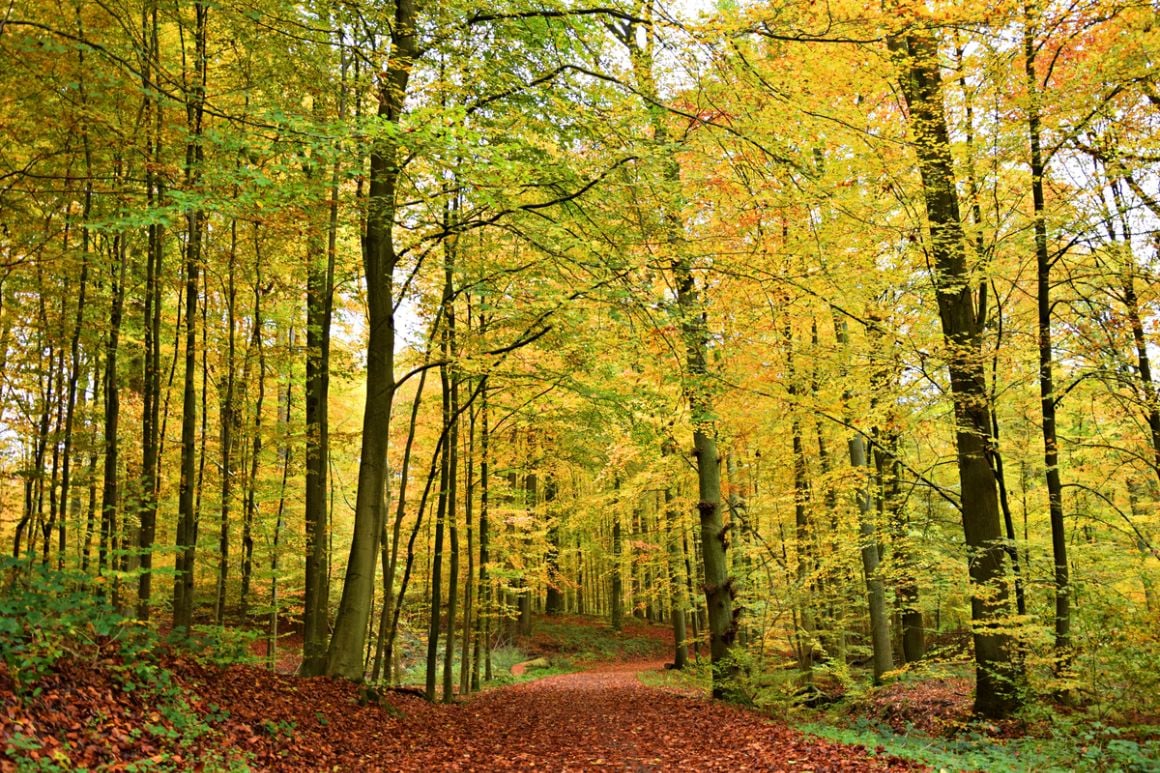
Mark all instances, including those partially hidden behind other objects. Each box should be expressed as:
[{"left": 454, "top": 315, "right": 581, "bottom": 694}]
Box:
[{"left": 3, "top": 651, "right": 924, "bottom": 770}]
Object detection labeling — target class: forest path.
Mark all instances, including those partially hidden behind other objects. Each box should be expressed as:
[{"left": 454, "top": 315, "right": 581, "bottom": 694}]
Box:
[
  {"left": 3, "top": 652, "right": 927, "bottom": 770},
  {"left": 386, "top": 659, "right": 922, "bottom": 771}
]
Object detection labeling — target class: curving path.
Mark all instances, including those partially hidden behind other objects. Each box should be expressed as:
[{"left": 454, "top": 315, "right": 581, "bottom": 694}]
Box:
[{"left": 390, "top": 660, "right": 921, "bottom": 771}]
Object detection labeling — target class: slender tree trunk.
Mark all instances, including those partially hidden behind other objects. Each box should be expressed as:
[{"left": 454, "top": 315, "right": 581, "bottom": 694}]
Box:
[
  {"left": 426, "top": 322, "right": 453, "bottom": 701},
  {"left": 99, "top": 235, "right": 127, "bottom": 578},
  {"left": 545, "top": 473, "right": 563, "bottom": 615},
  {"left": 784, "top": 322, "right": 818, "bottom": 674},
  {"left": 241, "top": 249, "right": 265, "bottom": 612},
  {"left": 518, "top": 469, "right": 535, "bottom": 636},
  {"left": 137, "top": 0, "right": 164, "bottom": 619},
  {"left": 241, "top": 257, "right": 266, "bottom": 614},
  {"left": 387, "top": 434, "right": 444, "bottom": 685},
  {"left": 834, "top": 316, "right": 893, "bottom": 680},
  {"left": 173, "top": 0, "right": 208, "bottom": 634},
  {"left": 302, "top": 38, "right": 344, "bottom": 675},
  {"left": 460, "top": 386, "right": 476, "bottom": 695},
  {"left": 374, "top": 350, "right": 431, "bottom": 683},
  {"left": 268, "top": 364, "right": 293, "bottom": 670},
  {"left": 58, "top": 105, "right": 94, "bottom": 570},
  {"left": 1024, "top": 0, "right": 1070, "bottom": 661},
  {"left": 664, "top": 460, "right": 689, "bottom": 669},
  {"left": 216, "top": 212, "right": 239, "bottom": 626},
  {"left": 441, "top": 226, "right": 460, "bottom": 703},
  {"left": 852, "top": 435, "right": 893, "bottom": 683},
  {"left": 479, "top": 374, "right": 492, "bottom": 684},
  {"left": 1117, "top": 227, "right": 1160, "bottom": 488},
  {"left": 611, "top": 480, "right": 624, "bottom": 632}
]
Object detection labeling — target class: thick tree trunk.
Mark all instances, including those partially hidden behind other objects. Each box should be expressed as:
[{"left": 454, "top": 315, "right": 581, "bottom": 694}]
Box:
[
  {"left": 326, "top": 0, "right": 416, "bottom": 680},
  {"left": 953, "top": 41, "right": 1028, "bottom": 622},
  {"left": 889, "top": 29, "right": 1023, "bottom": 718}
]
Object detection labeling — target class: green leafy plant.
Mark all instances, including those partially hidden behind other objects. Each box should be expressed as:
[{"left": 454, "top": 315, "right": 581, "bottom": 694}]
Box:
[{"left": 0, "top": 556, "right": 131, "bottom": 689}]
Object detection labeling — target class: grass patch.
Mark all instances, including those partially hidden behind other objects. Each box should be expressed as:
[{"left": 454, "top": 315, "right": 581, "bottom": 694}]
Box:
[{"left": 637, "top": 661, "right": 712, "bottom": 695}]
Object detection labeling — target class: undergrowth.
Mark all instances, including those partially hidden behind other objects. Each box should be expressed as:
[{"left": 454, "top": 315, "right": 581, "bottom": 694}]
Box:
[
  {"left": 790, "top": 659, "right": 1160, "bottom": 773},
  {"left": 0, "top": 555, "right": 255, "bottom": 771},
  {"left": 800, "top": 718, "right": 1160, "bottom": 772}
]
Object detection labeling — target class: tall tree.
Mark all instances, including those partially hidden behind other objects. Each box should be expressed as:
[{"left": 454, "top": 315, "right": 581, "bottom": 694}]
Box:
[
  {"left": 887, "top": 21, "right": 1024, "bottom": 718},
  {"left": 1023, "top": 0, "right": 1071, "bottom": 660},
  {"left": 619, "top": 6, "right": 739, "bottom": 699},
  {"left": 326, "top": 0, "right": 418, "bottom": 679}
]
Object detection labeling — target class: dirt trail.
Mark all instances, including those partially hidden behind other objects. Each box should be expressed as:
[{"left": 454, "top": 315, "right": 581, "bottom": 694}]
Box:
[{"left": 387, "top": 660, "right": 920, "bottom": 771}]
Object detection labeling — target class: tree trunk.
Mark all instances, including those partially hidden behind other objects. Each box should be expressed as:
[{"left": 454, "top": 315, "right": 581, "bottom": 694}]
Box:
[
  {"left": 622, "top": 7, "right": 737, "bottom": 696},
  {"left": 1024, "top": 0, "right": 1070, "bottom": 662},
  {"left": 99, "top": 236, "right": 126, "bottom": 579},
  {"left": 426, "top": 319, "right": 453, "bottom": 701},
  {"left": 545, "top": 471, "right": 563, "bottom": 615},
  {"left": 834, "top": 316, "right": 894, "bottom": 681},
  {"left": 326, "top": 0, "right": 417, "bottom": 680},
  {"left": 137, "top": 0, "right": 164, "bottom": 618},
  {"left": 240, "top": 257, "right": 266, "bottom": 617},
  {"left": 664, "top": 471, "right": 689, "bottom": 669},
  {"left": 268, "top": 363, "right": 293, "bottom": 669},
  {"left": 302, "top": 39, "right": 344, "bottom": 675},
  {"left": 460, "top": 378, "right": 476, "bottom": 695},
  {"left": 173, "top": 0, "right": 207, "bottom": 634},
  {"left": 441, "top": 228, "right": 460, "bottom": 703},
  {"left": 852, "top": 434, "right": 893, "bottom": 683},
  {"left": 888, "top": 28, "right": 1023, "bottom": 718},
  {"left": 611, "top": 480, "right": 624, "bottom": 632},
  {"left": 479, "top": 374, "right": 492, "bottom": 685},
  {"left": 216, "top": 213, "right": 239, "bottom": 626}
]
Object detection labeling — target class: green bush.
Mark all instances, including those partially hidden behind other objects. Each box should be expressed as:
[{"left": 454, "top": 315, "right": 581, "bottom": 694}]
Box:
[{"left": 0, "top": 555, "right": 134, "bottom": 689}]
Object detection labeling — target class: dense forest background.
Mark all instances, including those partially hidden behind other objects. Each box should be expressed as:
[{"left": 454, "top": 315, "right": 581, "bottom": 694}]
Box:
[{"left": 2, "top": 0, "right": 1158, "bottom": 726}]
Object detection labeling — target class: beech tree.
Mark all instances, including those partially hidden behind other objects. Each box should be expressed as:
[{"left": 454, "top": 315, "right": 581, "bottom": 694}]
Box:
[{"left": 2, "top": 0, "right": 1158, "bottom": 730}]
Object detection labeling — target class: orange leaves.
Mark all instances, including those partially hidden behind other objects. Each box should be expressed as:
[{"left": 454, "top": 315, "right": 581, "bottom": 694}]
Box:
[{"left": 3, "top": 634, "right": 925, "bottom": 771}]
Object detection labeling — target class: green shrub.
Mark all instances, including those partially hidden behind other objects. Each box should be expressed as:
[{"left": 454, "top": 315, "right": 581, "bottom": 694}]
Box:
[{"left": 0, "top": 555, "right": 133, "bottom": 689}]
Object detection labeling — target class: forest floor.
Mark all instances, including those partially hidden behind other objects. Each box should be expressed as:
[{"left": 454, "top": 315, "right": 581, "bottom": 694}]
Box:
[
  {"left": 2, "top": 615, "right": 922, "bottom": 771},
  {"left": 1, "top": 656, "right": 920, "bottom": 772},
  {"left": 6, "top": 614, "right": 1159, "bottom": 770}
]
